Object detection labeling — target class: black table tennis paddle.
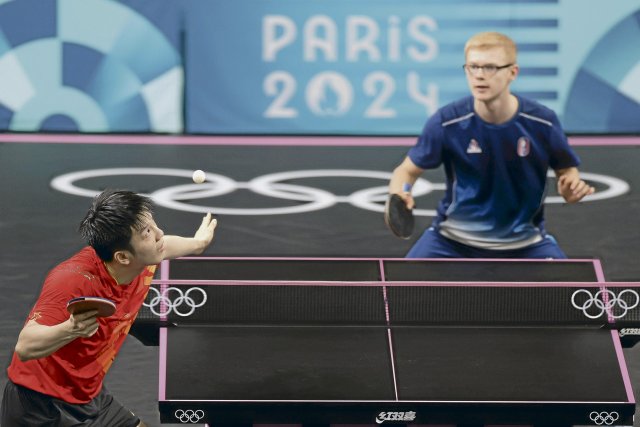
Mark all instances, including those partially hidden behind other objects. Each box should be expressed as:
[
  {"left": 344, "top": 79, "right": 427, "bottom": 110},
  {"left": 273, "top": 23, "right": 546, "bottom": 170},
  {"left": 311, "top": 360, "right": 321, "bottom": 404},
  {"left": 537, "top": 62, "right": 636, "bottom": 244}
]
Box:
[{"left": 384, "top": 193, "right": 414, "bottom": 239}]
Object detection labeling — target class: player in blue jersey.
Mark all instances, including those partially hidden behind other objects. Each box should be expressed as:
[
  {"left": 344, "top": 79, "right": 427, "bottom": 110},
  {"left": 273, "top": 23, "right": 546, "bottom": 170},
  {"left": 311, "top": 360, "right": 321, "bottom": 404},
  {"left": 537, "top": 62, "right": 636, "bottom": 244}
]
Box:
[{"left": 388, "top": 31, "right": 594, "bottom": 259}]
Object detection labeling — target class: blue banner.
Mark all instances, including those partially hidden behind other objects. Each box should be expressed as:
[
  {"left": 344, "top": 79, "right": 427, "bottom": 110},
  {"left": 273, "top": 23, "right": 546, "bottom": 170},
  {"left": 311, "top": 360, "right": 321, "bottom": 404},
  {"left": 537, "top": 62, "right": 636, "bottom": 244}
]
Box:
[
  {"left": 185, "top": 0, "right": 640, "bottom": 135},
  {"left": 0, "top": 0, "right": 183, "bottom": 133},
  {"left": 0, "top": 0, "right": 638, "bottom": 134}
]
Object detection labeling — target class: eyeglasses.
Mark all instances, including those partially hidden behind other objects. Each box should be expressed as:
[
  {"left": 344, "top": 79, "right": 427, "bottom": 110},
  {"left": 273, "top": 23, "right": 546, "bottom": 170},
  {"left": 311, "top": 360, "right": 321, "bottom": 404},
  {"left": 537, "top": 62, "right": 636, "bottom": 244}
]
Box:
[{"left": 463, "top": 63, "right": 513, "bottom": 76}]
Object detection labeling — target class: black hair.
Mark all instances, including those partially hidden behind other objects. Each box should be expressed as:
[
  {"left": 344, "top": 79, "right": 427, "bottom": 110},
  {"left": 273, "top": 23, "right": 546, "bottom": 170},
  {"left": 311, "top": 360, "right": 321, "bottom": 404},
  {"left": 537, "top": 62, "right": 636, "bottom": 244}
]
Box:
[{"left": 78, "top": 189, "right": 154, "bottom": 261}]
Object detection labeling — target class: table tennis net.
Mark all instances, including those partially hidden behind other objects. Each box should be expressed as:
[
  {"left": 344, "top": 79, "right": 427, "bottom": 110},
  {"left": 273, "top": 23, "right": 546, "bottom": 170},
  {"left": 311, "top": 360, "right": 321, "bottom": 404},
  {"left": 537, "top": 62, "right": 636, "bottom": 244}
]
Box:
[{"left": 136, "top": 282, "right": 640, "bottom": 327}]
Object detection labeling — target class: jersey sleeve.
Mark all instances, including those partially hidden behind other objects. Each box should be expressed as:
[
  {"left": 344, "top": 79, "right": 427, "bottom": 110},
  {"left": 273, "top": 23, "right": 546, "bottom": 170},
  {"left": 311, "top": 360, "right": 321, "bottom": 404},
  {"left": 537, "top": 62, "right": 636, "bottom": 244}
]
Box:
[
  {"left": 547, "top": 112, "right": 580, "bottom": 170},
  {"left": 407, "top": 111, "right": 445, "bottom": 170},
  {"left": 28, "top": 268, "right": 92, "bottom": 326}
]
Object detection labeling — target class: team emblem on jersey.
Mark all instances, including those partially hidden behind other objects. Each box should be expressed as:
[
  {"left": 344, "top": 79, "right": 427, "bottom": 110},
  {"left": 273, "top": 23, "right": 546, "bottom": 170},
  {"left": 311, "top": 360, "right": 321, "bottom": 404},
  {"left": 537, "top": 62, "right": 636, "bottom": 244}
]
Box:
[
  {"left": 517, "top": 137, "right": 531, "bottom": 157},
  {"left": 466, "top": 138, "right": 482, "bottom": 154}
]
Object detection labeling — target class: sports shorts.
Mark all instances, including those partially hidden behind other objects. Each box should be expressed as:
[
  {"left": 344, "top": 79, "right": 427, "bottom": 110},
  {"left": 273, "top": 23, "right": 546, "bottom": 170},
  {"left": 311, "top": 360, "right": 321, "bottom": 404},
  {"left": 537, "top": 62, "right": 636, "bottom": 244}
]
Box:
[
  {"left": 1, "top": 379, "right": 140, "bottom": 427},
  {"left": 406, "top": 227, "right": 567, "bottom": 259}
]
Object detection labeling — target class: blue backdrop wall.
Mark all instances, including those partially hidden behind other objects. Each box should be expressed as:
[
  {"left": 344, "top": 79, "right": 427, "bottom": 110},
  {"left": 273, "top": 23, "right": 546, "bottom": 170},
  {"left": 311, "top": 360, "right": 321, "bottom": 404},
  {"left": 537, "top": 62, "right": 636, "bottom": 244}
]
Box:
[{"left": 0, "top": 0, "right": 638, "bottom": 135}]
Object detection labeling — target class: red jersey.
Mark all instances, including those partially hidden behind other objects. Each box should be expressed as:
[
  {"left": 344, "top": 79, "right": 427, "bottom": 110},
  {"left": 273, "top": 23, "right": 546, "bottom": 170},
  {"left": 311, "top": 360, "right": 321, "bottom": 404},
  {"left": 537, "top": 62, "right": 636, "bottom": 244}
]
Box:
[{"left": 7, "top": 247, "right": 156, "bottom": 403}]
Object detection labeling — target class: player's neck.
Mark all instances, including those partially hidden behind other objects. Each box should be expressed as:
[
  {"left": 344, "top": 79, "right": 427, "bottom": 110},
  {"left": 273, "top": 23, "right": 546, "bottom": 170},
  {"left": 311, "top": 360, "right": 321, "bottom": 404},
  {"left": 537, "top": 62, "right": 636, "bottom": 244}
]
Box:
[
  {"left": 103, "top": 261, "right": 142, "bottom": 285},
  {"left": 474, "top": 93, "right": 518, "bottom": 124}
]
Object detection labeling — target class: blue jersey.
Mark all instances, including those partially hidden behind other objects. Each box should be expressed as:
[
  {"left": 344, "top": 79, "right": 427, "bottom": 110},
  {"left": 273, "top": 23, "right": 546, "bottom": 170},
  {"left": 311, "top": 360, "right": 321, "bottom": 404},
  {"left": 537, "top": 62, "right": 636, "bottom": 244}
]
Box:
[{"left": 408, "top": 95, "right": 580, "bottom": 249}]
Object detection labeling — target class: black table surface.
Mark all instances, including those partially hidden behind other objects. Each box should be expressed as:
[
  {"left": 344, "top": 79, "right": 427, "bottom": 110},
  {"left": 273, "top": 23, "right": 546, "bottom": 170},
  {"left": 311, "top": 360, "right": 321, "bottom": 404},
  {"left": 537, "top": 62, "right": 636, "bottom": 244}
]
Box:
[
  {"left": 160, "top": 325, "right": 634, "bottom": 425},
  {"left": 165, "top": 258, "right": 601, "bottom": 282}
]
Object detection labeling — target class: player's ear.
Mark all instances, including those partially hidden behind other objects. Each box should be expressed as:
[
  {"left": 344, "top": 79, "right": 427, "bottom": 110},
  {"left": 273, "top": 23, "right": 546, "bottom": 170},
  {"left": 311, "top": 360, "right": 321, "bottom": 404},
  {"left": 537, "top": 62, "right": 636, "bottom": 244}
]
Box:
[
  {"left": 113, "top": 250, "right": 131, "bottom": 266},
  {"left": 509, "top": 63, "right": 519, "bottom": 80}
]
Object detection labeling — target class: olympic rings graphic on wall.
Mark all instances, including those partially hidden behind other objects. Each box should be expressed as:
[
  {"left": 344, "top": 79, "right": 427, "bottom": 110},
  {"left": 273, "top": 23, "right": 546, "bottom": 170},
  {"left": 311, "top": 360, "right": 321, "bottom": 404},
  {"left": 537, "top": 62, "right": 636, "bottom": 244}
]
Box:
[
  {"left": 144, "top": 287, "right": 207, "bottom": 317},
  {"left": 589, "top": 411, "right": 619, "bottom": 425},
  {"left": 174, "top": 409, "right": 205, "bottom": 423},
  {"left": 571, "top": 289, "right": 639, "bottom": 319},
  {"left": 51, "top": 167, "right": 629, "bottom": 216}
]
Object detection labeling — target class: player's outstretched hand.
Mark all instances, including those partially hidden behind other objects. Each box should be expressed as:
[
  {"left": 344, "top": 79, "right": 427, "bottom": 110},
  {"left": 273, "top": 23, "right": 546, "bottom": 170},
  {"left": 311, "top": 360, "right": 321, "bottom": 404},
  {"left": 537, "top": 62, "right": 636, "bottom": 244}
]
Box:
[
  {"left": 192, "top": 213, "right": 217, "bottom": 254},
  {"left": 557, "top": 174, "right": 595, "bottom": 203}
]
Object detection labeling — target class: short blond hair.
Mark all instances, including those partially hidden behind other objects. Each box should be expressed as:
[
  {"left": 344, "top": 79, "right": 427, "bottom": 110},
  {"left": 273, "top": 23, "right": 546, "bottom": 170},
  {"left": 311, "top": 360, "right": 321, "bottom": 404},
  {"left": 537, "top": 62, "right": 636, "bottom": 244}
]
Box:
[{"left": 464, "top": 32, "right": 517, "bottom": 63}]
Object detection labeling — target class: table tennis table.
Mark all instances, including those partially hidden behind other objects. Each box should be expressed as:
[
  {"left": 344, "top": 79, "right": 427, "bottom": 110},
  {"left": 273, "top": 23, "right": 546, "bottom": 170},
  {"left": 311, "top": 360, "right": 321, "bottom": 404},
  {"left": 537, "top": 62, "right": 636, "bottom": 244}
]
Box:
[{"left": 133, "top": 258, "right": 640, "bottom": 426}]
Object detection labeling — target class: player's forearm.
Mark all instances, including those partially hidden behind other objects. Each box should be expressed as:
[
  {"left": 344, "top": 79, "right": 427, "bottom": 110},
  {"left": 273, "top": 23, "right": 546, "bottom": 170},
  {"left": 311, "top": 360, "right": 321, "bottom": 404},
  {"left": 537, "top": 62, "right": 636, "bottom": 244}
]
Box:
[
  {"left": 162, "top": 235, "right": 206, "bottom": 259},
  {"left": 389, "top": 158, "right": 423, "bottom": 194},
  {"left": 390, "top": 174, "right": 412, "bottom": 194},
  {"left": 15, "top": 320, "right": 79, "bottom": 361}
]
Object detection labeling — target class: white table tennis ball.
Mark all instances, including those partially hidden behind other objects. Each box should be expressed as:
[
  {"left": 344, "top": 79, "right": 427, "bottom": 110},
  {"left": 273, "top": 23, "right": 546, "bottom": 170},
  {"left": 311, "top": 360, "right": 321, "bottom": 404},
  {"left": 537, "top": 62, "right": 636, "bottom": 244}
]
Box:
[{"left": 192, "top": 169, "right": 206, "bottom": 184}]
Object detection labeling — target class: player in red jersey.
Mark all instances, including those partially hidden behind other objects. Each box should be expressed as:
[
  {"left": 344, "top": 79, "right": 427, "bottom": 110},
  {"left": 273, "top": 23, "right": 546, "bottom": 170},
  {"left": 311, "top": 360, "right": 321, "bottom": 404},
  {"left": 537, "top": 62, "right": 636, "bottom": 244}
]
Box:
[{"left": 2, "top": 189, "right": 217, "bottom": 426}]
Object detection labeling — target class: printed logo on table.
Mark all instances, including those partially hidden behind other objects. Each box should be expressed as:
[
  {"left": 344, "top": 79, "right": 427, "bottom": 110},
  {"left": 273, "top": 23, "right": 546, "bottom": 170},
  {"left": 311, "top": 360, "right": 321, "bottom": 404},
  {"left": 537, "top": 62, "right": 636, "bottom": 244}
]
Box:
[
  {"left": 619, "top": 327, "right": 640, "bottom": 337},
  {"left": 589, "top": 410, "right": 619, "bottom": 425},
  {"left": 517, "top": 136, "right": 531, "bottom": 157},
  {"left": 375, "top": 411, "right": 417, "bottom": 424},
  {"left": 175, "top": 409, "right": 205, "bottom": 423},
  {"left": 144, "top": 287, "right": 208, "bottom": 317},
  {"left": 571, "top": 289, "right": 639, "bottom": 319}
]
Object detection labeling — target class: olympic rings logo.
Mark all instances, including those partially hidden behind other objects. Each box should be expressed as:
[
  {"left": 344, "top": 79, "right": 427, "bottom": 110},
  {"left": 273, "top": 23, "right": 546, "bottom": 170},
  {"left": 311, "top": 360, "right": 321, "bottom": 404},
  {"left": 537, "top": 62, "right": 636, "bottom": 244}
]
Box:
[
  {"left": 144, "top": 287, "right": 207, "bottom": 317},
  {"left": 589, "top": 411, "right": 619, "bottom": 425},
  {"left": 50, "top": 167, "right": 628, "bottom": 216},
  {"left": 571, "top": 289, "right": 639, "bottom": 319},
  {"left": 174, "top": 409, "right": 205, "bottom": 423}
]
